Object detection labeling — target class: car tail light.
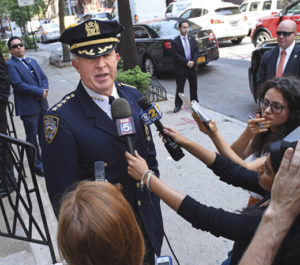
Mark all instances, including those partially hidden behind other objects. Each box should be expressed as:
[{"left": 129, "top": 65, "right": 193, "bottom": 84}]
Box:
[
  {"left": 271, "top": 11, "right": 278, "bottom": 15},
  {"left": 134, "top": 14, "right": 138, "bottom": 23},
  {"left": 208, "top": 32, "right": 216, "bottom": 41},
  {"left": 210, "top": 19, "right": 224, "bottom": 24},
  {"left": 243, "top": 15, "right": 247, "bottom": 21},
  {"left": 208, "top": 32, "right": 218, "bottom": 46},
  {"left": 163, "top": 41, "right": 172, "bottom": 49}
]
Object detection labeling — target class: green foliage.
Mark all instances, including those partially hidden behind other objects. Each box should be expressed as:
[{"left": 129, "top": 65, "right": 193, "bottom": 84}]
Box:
[
  {"left": 0, "top": 39, "right": 9, "bottom": 57},
  {"left": 116, "top": 66, "right": 151, "bottom": 92},
  {"left": 1, "top": 0, "right": 35, "bottom": 29},
  {"left": 22, "top": 35, "right": 38, "bottom": 49},
  {"left": 0, "top": 0, "right": 54, "bottom": 29}
]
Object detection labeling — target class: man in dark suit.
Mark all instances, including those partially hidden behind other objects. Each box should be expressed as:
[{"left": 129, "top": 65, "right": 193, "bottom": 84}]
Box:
[
  {"left": 257, "top": 19, "right": 300, "bottom": 89},
  {"left": 6, "top": 36, "right": 49, "bottom": 176},
  {"left": 172, "top": 20, "right": 199, "bottom": 113},
  {"left": 41, "top": 20, "right": 163, "bottom": 265}
]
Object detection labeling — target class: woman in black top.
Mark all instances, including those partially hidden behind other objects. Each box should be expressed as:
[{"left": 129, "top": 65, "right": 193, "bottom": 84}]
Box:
[{"left": 125, "top": 127, "right": 300, "bottom": 265}]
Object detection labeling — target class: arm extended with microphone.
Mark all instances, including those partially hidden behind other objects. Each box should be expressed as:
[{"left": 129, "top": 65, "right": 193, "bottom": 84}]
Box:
[
  {"left": 138, "top": 96, "right": 184, "bottom": 161},
  {"left": 111, "top": 98, "right": 136, "bottom": 156}
]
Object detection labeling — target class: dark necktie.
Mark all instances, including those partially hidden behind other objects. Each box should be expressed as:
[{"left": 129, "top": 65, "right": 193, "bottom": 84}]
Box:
[
  {"left": 109, "top": 96, "right": 115, "bottom": 105},
  {"left": 22, "top": 59, "right": 37, "bottom": 79}
]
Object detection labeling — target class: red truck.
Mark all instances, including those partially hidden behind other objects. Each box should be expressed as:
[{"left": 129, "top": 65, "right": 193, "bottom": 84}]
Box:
[{"left": 251, "top": 0, "right": 300, "bottom": 46}]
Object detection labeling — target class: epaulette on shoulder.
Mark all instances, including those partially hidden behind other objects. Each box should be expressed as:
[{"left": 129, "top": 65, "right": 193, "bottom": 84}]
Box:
[
  {"left": 116, "top": 82, "right": 137, "bottom": 89},
  {"left": 50, "top": 93, "right": 76, "bottom": 112}
]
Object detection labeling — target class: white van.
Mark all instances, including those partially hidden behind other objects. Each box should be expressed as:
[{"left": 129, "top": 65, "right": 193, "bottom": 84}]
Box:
[
  {"left": 240, "top": 0, "right": 291, "bottom": 33},
  {"left": 113, "top": 0, "right": 165, "bottom": 24}
]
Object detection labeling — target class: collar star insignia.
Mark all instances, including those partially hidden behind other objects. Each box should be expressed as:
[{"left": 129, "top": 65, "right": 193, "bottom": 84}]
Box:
[
  {"left": 51, "top": 93, "right": 75, "bottom": 112},
  {"left": 90, "top": 95, "right": 104, "bottom": 102}
]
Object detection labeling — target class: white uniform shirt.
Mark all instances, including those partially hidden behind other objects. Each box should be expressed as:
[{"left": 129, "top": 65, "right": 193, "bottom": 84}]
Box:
[{"left": 82, "top": 81, "right": 119, "bottom": 119}]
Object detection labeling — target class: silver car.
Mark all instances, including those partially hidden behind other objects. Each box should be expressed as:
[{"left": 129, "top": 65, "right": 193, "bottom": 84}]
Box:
[{"left": 37, "top": 23, "right": 60, "bottom": 43}]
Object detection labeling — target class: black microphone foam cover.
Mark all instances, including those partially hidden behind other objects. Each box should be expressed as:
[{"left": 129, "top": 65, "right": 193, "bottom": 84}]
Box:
[
  {"left": 138, "top": 96, "right": 151, "bottom": 110},
  {"left": 111, "top": 98, "right": 132, "bottom": 120}
]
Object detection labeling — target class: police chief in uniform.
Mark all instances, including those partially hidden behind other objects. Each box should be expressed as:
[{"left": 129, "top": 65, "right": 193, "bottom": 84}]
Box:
[{"left": 41, "top": 20, "right": 163, "bottom": 264}]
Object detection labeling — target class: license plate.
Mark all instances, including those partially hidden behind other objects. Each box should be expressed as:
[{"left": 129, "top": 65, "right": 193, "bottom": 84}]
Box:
[
  {"left": 197, "top": 56, "right": 205, "bottom": 63},
  {"left": 230, "top": 21, "right": 238, "bottom": 27}
]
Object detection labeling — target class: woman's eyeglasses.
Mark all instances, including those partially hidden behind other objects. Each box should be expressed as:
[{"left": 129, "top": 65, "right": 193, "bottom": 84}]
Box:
[
  {"left": 11, "top": 43, "right": 24, "bottom": 49},
  {"left": 260, "top": 99, "right": 286, "bottom": 114}
]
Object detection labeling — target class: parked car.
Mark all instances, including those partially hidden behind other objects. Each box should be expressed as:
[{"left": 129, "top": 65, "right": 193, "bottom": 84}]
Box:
[
  {"left": 179, "top": 2, "right": 249, "bottom": 44},
  {"left": 248, "top": 37, "right": 300, "bottom": 102},
  {"left": 36, "top": 23, "right": 60, "bottom": 43},
  {"left": 5, "top": 21, "right": 22, "bottom": 38},
  {"left": 165, "top": 0, "right": 194, "bottom": 17},
  {"left": 77, "top": 12, "right": 113, "bottom": 23},
  {"left": 240, "top": 0, "right": 285, "bottom": 35},
  {"left": 51, "top": 15, "right": 78, "bottom": 29},
  {"left": 250, "top": 0, "right": 297, "bottom": 46},
  {"left": 127, "top": 17, "right": 219, "bottom": 76}
]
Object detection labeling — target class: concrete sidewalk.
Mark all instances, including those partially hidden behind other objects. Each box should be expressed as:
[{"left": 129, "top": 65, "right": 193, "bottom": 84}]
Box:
[{"left": 0, "top": 49, "right": 249, "bottom": 265}]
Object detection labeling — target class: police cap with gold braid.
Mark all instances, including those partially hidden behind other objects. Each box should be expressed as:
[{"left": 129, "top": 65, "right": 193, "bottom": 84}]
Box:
[{"left": 60, "top": 19, "right": 123, "bottom": 58}]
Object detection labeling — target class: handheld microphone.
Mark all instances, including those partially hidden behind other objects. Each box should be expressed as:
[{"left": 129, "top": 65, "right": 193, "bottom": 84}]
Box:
[
  {"left": 138, "top": 96, "right": 185, "bottom": 161},
  {"left": 111, "top": 98, "right": 136, "bottom": 156}
]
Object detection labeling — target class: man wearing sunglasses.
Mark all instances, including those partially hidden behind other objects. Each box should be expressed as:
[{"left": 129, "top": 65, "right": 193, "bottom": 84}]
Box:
[
  {"left": 6, "top": 36, "right": 49, "bottom": 177},
  {"left": 257, "top": 19, "right": 300, "bottom": 89}
]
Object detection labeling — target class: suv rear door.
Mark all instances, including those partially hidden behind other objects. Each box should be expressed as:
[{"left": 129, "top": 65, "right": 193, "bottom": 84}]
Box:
[
  {"left": 282, "top": 1, "right": 300, "bottom": 31},
  {"left": 267, "top": 1, "right": 300, "bottom": 38}
]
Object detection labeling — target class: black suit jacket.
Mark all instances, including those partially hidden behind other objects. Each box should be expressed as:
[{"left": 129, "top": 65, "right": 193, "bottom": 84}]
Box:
[
  {"left": 6, "top": 56, "right": 49, "bottom": 116},
  {"left": 0, "top": 53, "right": 10, "bottom": 103},
  {"left": 171, "top": 35, "right": 199, "bottom": 74},
  {"left": 257, "top": 44, "right": 300, "bottom": 88}
]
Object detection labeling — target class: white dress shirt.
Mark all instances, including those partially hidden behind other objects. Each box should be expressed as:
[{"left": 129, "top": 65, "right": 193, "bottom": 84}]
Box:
[
  {"left": 82, "top": 81, "right": 119, "bottom": 119},
  {"left": 276, "top": 40, "right": 295, "bottom": 72}
]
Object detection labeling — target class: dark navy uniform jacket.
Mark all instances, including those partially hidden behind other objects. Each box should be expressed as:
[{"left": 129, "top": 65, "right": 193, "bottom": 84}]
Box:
[{"left": 41, "top": 81, "right": 163, "bottom": 255}]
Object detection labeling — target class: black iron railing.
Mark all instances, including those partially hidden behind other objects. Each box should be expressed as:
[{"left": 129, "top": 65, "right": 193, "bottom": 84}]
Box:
[{"left": 0, "top": 133, "right": 56, "bottom": 263}]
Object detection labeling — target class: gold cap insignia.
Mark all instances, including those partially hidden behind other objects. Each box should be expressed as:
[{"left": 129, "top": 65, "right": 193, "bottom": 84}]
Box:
[
  {"left": 97, "top": 45, "right": 113, "bottom": 54},
  {"left": 44, "top": 115, "right": 59, "bottom": 144},
  {"left": 78, "top": 49, "right": 96, "bottom": 56},
  {"left": 85, "top": 21, "right": 100, "bottom": 37}
]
